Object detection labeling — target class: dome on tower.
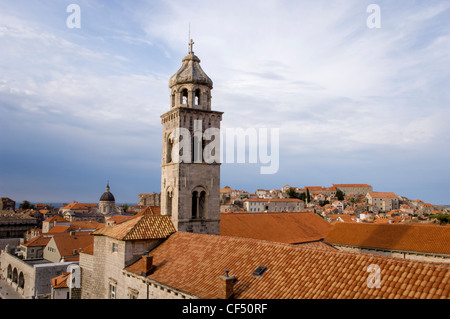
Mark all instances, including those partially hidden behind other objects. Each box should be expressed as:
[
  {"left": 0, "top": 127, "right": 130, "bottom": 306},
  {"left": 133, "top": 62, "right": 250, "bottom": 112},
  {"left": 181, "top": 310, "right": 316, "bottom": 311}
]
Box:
[
  {"left": 169, "top": 40, "right": 213, "bottom": 89},
  {"left": 99, "top": 183, "right": 115, "bottom": 202}
]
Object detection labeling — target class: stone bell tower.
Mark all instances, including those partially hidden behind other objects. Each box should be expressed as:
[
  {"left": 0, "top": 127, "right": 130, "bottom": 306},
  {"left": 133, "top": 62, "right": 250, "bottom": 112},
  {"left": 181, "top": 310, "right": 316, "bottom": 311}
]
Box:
[{"left": 160, "top": 40, "right": 223, "bottom": 235}]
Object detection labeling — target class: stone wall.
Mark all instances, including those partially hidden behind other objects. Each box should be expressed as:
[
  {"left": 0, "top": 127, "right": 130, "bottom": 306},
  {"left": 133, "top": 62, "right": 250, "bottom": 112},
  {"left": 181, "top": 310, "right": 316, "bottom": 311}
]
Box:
[
  {"left": 1, "top": 249, "right": 77, "bottom": 298},
  {"left": 80, "top": 235, "right": 162, "bottom": 299}
]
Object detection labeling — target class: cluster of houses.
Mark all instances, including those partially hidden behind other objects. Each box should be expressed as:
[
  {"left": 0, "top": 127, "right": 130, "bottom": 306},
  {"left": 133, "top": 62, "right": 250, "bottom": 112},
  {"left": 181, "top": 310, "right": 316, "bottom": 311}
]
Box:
[
  {"left": 220, "top": 184, "right": 450, "bottom": 226},
  {"left": 1, "top": 183, "right": 449, "bottom": 299}
]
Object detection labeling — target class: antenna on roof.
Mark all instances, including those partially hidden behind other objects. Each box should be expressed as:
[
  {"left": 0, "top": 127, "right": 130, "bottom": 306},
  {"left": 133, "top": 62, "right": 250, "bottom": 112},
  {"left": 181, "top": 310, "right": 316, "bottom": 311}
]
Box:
[{"left": 188, "top": 23, "right": 194, "bottom": 54}]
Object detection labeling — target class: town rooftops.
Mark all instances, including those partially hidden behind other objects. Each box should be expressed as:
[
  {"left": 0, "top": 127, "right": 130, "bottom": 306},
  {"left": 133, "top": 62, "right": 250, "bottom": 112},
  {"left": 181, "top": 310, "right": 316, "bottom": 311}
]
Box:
[
  {"left": 60, "top": 202, "right": 98, "bottom": 210},
  {"left": 220, "top": 212, "right": 332, "bottom": 244},
  {"left": 324, "top": 223, "right": 450, "bottom": 256},
  {"left": 125, "top": 231, "right": 450, "bottom": 299},
  {"left": 92, "top": 214, "right": 175, "bottom": 241},
  {"left": 244, "top": 198, "right": 303, "bottom": 202}
]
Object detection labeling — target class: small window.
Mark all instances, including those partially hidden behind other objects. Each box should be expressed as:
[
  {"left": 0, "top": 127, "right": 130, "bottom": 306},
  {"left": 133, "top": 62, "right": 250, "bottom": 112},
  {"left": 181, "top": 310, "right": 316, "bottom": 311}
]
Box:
[
  {"left": 112, "top": 243, "right": 118, "bottom": 253},
  {"left": 109, "top": 284, "right": 116, "bottom": 299}
]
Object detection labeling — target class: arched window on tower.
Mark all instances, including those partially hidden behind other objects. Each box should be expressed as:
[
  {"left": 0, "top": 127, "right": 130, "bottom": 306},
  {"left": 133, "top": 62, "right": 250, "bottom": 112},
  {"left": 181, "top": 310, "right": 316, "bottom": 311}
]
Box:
[
  {"left": 182, "top": 89, "right": 188, "bottom": 105},
  {"left": 192, "top": 191, "right": 198, "bottom": 219},
  {"left": 195, "top": 89, "right": 200, "bottom": 106},
  {"left": 199, "top": 191, "right": 206, "bottom": 218},
  {"left": 171, "top": 91, "right": 175, "bottom": 108},
  {"left": 166, "top": 133, "right": 173, "bottom": 164},
  {"left": 166, "top": 190, "right": 173, "bottom": 215}
]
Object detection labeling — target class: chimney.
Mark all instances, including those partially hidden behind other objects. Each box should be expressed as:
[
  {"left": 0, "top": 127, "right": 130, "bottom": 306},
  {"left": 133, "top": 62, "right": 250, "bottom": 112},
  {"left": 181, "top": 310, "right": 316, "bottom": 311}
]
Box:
[
  {"left": 218, "top": 270, "right": 237, "bottom": 299},
  {"left": 141, "top": 254, "right": 154, "bottom": 276}
]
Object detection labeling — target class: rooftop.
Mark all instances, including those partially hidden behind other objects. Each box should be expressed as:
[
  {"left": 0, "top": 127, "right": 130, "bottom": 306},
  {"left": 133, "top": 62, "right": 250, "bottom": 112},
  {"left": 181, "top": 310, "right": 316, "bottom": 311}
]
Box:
[
  {"left": 325, "top": 223, "right": 450, "bottom": 256},
  {"left": 220, "top": 212, "right": 332, "bottom": 244},
  {"left": 125, "top": 231, "right": 450, "bottom": 299},
  {"left": 92, "top": 214, "right": 175, "bottom": 241}
]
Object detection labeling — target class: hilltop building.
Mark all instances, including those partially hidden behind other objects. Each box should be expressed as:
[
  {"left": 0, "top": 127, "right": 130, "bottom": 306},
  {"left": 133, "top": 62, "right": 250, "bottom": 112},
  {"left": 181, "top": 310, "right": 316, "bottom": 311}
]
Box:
[
  {"left": 0, "top": 197, "right": 15, "bottom": 211},
  {"left": 138, "top": 193, "right": 160, "bottom": 206},
  {"left": 366, "top": 192, "right": 400, "bottom": 212}
]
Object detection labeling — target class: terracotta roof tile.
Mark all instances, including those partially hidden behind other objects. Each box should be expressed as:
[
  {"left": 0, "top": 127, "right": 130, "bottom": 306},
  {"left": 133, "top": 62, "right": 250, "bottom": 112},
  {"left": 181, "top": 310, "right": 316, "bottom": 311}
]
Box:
[
  {"left": 52, "top": 232, "right": 94, "bottom": 257},
  {"left": 220, "top": 212, "right": 332, "bottom": 244},
  {"left": 324, "top": 223, "right": 450, "bottom": 255},
  {"left": 43, "top": 216, "right": 67, "bottom": 223},
  {"left": 23, "top": 236, "right": 51, "bottom": 247},
  {"left": 93, "top": 215, "right": 175, "bottom": 241},
  {"left": 61, "top": 202, "right": 98, "bottom": 210},
  {"left": 135, "top": 206, "right": 161, "bottom": 216},
  {"left": 125, "top": 231, "right": 450, "bottom": 299},
  {"left": 80, "top": 243, "right": 94, "bottom": 255},
  {"left": 107, "top": 215, "right": 136, "bottom": 224},
  {"left": 69, "top": 221, "right": 104, "bottom": 231},
  {"left": 47, "top": 225, "right": 70, "bottom": 233},
  {"left": 51, "top": 272, "right": 70, "bottom": 289}
]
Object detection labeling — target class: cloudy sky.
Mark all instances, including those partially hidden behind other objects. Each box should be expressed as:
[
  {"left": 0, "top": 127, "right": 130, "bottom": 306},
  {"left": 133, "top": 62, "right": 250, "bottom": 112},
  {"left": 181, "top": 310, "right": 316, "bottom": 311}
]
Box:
[{"left": 0, "top": 0, "right": 449, "bottom": 205}]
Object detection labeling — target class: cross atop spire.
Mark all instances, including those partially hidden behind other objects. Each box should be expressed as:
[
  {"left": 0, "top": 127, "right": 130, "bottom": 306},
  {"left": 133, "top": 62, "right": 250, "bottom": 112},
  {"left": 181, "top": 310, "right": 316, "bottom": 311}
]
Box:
[{"left": 188, "top": 39, "right": 194, "bottom": 54}]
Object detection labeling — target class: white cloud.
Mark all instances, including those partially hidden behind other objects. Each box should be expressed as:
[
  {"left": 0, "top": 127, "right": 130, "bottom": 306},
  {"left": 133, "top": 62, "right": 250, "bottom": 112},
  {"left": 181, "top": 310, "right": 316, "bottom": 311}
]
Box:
[{"left": 1, "top": 0, "right": 450, "bottom": 203}]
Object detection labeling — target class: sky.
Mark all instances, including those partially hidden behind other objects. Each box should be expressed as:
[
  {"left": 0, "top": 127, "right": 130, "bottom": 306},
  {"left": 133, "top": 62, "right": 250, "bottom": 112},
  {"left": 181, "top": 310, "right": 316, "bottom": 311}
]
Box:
[{"left": 0, "top": 0, "right": 449, "bottom": 205}]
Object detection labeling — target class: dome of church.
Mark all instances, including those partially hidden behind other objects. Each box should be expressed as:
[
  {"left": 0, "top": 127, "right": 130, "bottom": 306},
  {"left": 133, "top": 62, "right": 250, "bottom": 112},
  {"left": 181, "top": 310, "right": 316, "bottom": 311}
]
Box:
[
  {"left": 169, "top": 42, "right": 213, "bottom": 89},
  {"left": 99, "top": 183, "right": 115, "bottom": 202}
]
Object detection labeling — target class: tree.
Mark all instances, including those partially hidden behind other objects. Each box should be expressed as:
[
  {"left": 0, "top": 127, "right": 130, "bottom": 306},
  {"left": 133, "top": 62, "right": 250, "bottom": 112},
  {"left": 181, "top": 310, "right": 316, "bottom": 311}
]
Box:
[
  {"left": 122, "top": 203, "right": 129, "bottom": 212},
  {"left": 336, "top": 190, "right": 345, "bottom": 201},
  {"left": 320, "top": 200, "right": 330, "bottom": 207},
  {"left": 432, "top": 214, "right": 450, "bottom": 225},
  {"left": 286, "top": 188, "right": 298, "bottom": 199},
  {"left": 19, "top": 200, "right": 34, "bottom": 210},
  {"left": 298, "top": 192, "right": 306, "bottom": 201}
]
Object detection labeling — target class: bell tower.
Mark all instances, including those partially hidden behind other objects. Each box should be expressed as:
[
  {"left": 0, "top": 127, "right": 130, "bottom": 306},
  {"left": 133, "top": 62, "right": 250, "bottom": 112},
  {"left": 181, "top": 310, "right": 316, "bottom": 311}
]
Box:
[{"left": 160, "top": 40, "right": 223, "bottom": 235}]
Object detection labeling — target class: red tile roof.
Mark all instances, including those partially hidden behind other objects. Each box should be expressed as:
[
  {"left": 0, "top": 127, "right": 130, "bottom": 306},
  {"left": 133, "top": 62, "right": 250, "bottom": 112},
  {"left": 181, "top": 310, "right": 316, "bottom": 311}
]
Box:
[
  {"left": 125, "top": 231, "right": 450, "bottom": 299},
  {"left": 51, "top": 272, "right": 70, "bottom": 289},
  {"left": 23, "top": 236, "right": 51, "bottom": 247},
  {"left": 52, "top": 232, "right": 94, "bottom": 257},
  {"left": 324, "top": 223, "right": 450, "bottom": 255},
  {"left": 220, "top": 212, "right": 332, "bottom": 244},
  {"left": 43, "top": 216, "right": 67, "bottom": 223},
  {"left": 47, "top": 225, "right": 70, "bottom": 233},
  {"left": 135, "top": 206, "right": 161, "bottom": 216},
  {"left": 60, "top": 202, "right": 98, "bottom": 210},
  {"left": 107, "top": 215, "right": 135, "bottom": 224},
  {"left": 69, "top": 221, "right": 104, "bottom": 231},
  {"left": 92, "top": 214, "right": 175, "bottom": 241}
]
